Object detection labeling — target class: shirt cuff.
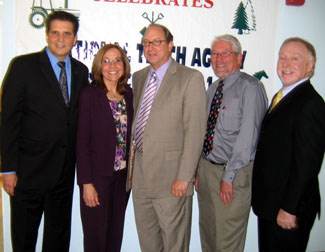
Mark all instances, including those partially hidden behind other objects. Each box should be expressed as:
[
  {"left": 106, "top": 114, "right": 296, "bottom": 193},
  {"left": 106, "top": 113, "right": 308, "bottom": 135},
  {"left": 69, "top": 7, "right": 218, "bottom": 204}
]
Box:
[
  {"left": 222, "top": 169, "right": 236, "bottom": 184},
  {"left": 1, "top": 171, "right": 16, "bottom": 175}
]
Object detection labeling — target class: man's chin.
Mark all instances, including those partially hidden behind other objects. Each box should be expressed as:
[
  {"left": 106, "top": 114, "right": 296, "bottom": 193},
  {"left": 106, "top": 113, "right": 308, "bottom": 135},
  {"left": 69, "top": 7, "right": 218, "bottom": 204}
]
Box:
[{"left": 214, "top": 72, "right": 228, "bottom": 80}]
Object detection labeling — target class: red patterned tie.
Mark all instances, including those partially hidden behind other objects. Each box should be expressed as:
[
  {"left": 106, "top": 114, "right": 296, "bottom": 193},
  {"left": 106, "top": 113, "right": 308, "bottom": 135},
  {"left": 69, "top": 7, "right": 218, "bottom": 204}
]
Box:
[{"left": 203, "top": 80, "right": 224, "bottom": 156}]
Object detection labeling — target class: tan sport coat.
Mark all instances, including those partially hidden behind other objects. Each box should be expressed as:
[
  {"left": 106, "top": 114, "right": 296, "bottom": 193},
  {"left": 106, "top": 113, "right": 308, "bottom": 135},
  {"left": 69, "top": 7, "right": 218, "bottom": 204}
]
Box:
[{"left": 127, "top": 59, "right": 207, "bottom": 198}]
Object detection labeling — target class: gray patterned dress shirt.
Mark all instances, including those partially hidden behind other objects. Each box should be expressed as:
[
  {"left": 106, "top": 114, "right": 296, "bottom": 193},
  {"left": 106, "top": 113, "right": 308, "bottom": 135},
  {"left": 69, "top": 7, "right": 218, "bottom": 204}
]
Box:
[{"left": 204, "top": 70, "right": 268, "bottom": 183}]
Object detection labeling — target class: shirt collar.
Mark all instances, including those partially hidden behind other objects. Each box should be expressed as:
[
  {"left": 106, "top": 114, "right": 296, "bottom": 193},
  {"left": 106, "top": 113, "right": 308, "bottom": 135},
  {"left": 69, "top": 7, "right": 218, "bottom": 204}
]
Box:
[
  {"left": 218, "top": 70, "right": 241, "bottom": 89},
  {"left": 282, "top": 77, "right": 309, "bottom": 97},
  {"left": 149, "top": 57, "right": 172, "bottom": 83},
  {"left": 46, "top": 47, "right": 71, "bottom": 68}
]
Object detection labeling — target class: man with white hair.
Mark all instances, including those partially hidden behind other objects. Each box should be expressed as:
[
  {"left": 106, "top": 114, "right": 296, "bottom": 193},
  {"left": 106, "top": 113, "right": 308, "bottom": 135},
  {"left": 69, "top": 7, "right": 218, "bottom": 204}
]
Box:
[{"left": 197, "top": 34, "right": 268, "bottom": 252}]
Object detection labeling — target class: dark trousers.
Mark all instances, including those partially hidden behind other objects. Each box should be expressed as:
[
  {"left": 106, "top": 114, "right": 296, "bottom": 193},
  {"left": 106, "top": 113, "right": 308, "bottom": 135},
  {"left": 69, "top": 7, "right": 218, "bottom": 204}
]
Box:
[
  {"left": 10, "top": 173, "right": 74, "bottom": 252},
  {"left": 257, "top": 216, "right": 316, "bottom": 252},
  {"left": 80, "top": 169, "right": 130, "bottom": 252}
]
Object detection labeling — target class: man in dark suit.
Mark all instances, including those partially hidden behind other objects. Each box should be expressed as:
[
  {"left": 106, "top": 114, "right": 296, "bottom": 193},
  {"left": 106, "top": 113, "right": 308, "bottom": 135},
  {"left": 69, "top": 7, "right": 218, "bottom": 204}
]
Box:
[
  {"left": 0, "top": 11, "right": 88, "bottom": 252},
  {"left": 252, "top": 37, "right": 325, "bottom": 252}
]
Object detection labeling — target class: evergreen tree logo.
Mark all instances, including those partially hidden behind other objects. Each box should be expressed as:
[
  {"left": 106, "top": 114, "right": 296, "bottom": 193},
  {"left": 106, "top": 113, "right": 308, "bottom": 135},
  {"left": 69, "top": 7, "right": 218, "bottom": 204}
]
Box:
[{"left": 232, "top": 0, "right": 256, "bottom": 35}]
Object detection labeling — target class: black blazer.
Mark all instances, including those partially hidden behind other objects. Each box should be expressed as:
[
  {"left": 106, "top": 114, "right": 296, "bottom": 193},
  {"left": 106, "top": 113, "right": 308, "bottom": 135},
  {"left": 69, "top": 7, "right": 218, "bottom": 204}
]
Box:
[
  {"left": 252, "top": 80, "right": 325, "bottom": 224},
  {"left": 76, "top": 85, "right": 133, "bottom": 185},
  {"left": 0, "top": 49, "right": 89, "bottom": 197}
]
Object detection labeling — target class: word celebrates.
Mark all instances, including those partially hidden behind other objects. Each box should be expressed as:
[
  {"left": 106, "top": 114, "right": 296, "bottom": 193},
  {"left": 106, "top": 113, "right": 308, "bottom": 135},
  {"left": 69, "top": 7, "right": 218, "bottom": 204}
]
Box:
[{"left": 93, "top": 0, "right": 213, "bottom": 8}]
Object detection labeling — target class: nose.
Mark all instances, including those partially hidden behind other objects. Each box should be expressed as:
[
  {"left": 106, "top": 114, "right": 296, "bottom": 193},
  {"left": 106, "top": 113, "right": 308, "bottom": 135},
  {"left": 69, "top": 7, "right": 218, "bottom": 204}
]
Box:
[
  {"left": 147, "top": 43, "right": 155, "bottom": 50},
  {"left": 282, "top": 58, "right": 290, "bottom": 67},
  {"left": 211, "top": 54, "right": 224, "bottom": 63},
  {"left": 57, "top": 33, "right": 64, "bottom": 42},
  {"left": 108, "top": 62, "right": 117, "bottom": 66},
  {"left": 211, "top": 55, "right": 222, "bottom": 64},
  {"left": 215, "top": 53, "right": 224, "bottom": 59}
]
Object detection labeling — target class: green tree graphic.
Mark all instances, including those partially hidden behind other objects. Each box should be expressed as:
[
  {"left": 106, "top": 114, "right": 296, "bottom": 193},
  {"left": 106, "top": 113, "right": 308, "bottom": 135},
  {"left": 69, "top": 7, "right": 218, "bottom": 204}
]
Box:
[
  {"left": 245, "top": 0, "right": 256, "bottom": 31},
  {"left": 232, "top": 1, "right": 250, "bottom": 35}
]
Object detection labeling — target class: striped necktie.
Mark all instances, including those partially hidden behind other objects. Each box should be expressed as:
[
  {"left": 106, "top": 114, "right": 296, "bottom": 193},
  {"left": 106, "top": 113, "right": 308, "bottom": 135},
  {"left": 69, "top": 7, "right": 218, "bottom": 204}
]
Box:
[
  {"left": 57, "top": 61, "right": 69, "bottom": 106},
  {"left": 135, "top": 72, "right": 158, "bottom": 152}
]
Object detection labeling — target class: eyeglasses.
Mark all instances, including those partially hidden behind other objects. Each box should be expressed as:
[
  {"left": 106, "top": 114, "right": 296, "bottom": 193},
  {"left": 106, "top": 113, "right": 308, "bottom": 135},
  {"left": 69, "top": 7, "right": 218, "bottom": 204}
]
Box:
[
  {"left": 211, "top": 51, "right": 235, "bottom": 58},
  {"left": 102, "top": 58, "right": 123, "bottom": 64},
  {"left": 142, "top": 40, "right": 166, "bottom": 47}
]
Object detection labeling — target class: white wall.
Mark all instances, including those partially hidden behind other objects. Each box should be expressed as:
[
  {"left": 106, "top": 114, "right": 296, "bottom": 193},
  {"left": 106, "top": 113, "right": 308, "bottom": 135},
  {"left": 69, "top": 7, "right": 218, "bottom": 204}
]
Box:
[{"left": 1, "top": 0, "right": 325, "bottom": 251}]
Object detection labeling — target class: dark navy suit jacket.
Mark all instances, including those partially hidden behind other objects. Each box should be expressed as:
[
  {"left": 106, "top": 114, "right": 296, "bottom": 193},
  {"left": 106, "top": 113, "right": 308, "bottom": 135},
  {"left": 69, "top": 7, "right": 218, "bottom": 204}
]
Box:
[
  {"left": 0, "top": 49, "right": 89, "bottom": 198},
  {"left": 252, "top": 80, "right": 325, "bottom": 226}
]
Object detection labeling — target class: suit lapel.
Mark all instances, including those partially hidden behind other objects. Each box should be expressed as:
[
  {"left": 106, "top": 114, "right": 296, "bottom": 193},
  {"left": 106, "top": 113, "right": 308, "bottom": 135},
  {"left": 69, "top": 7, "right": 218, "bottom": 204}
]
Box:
[
  {"left": 96, "top": 87, "right": 133, "bottom": 131},
  {"left": 125, "top": 88, "right": 134, "bottom": 133},
  {"left": 39, "top": 50, "right": 67, "bottom": 108},
  {"left": 132, "top": 67, "right": 150, "bottom": 133},
  {"left": 264, "top": 81, "right": 311, "bottom": 123},
  {"left": 69, "top": 58, "right": 79, "bottom": 110},
  {"left": 97, "top": 88, "right": 115, "bottom": 126},
  {"left": 132, "top": 61, "right": 177, "bottom": 134},
  {"left": 69, "top": 57, "right": 88, "bottom": 113},
  {"left": 151, "top": 60, "right": 177, "bottom": 110}
]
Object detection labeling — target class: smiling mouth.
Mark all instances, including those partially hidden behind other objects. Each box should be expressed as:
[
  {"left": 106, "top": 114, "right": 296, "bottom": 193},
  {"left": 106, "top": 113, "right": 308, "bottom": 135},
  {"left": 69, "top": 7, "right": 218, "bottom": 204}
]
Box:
[
  {"left": 147, "top": 51, "right": 157, "bottom": 56},
  {"left": 56, "top": 43, "right": 66, "bottom": 48},
  {"left": 215, "top": 61, "right": 226, "bottom": 66},
  {"left": 282, "top": 70, "right": 293, "bottom": 75}
]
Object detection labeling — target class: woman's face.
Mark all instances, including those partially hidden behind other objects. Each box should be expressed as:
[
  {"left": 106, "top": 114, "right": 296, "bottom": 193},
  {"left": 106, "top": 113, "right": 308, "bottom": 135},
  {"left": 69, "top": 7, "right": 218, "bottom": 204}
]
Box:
[{"left": 101, "top": 48, "right": 124, "bottom": 85}]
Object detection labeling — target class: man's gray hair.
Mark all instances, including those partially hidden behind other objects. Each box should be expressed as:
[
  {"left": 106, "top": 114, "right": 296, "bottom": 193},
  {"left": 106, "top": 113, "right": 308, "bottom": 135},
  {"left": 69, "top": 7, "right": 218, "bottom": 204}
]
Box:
[{"left": 211, "top": 34, "right": 242, "bottom": 54}]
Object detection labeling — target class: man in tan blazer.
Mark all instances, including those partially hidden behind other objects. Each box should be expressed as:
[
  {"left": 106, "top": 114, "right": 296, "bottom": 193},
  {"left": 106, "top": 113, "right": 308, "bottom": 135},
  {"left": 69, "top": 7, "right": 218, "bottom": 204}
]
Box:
[{"left": 127, "top": 23, "right": 206, "bottom": 252}]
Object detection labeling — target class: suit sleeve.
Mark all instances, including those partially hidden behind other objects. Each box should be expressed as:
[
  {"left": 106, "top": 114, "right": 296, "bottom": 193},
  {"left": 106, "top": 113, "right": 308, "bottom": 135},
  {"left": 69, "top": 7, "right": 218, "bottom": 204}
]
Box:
[
  {"left": 281, "top": 97, "right": 325, "bottom": 215},
  {"left": 177, "top": 70, "right": 207, "bottom": 182},
  {"left": 0, "top": 58, "right": 24, "bottom": 173},
  {"left": 76, "top": 88, "right": 93, "bottom": 185}
]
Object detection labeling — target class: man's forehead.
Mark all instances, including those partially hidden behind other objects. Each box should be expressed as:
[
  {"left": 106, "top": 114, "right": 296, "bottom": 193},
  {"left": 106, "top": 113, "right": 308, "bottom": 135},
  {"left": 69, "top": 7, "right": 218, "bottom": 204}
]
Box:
[
  {"left": 280, "top": 41, "right": 308, "bottom": 53},
  {"left": 144, "top": 27, "right": 165, "bottom": 39},
  {"left": 49, "top": 20, "right": 73, "bottom": 28},
  {"left": 212, "top": 40, "right": 233, "bottom": 50},
  {"left": 279, "top": 50, "right": 303, "bottom": 57}
]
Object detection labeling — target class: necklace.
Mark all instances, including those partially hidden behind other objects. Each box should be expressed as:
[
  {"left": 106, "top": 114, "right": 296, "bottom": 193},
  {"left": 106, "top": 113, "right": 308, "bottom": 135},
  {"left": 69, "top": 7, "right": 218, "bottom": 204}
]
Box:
[{"left": 107, "top": 89, "right": 119, "bottom": 101}]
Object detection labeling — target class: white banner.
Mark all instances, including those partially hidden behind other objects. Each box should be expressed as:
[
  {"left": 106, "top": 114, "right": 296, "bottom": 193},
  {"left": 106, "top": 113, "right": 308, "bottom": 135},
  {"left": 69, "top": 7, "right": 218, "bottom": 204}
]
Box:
[{"left": 16, "top": 0, "right": 282, "bottom": 97}]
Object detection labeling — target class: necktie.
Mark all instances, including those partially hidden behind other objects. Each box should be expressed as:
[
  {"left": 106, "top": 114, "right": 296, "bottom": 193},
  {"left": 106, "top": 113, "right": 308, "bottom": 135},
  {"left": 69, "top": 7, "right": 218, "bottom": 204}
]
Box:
[
  {"left": 270, "top": 89, "right": 283, "bottom": 111},
  {"left": 203, "top": 80, "right": 224, "bottom": 156},
  {"left": 58, "top": 61, "right": 69, "bottom": 106},
  {"left": 135, "top": 72, "right": 158, "bottom": 152}
]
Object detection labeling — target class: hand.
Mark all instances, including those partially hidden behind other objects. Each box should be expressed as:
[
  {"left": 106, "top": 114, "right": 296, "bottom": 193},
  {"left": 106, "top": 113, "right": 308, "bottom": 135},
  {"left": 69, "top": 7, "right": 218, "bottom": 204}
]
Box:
[
  {"left": 195, "top": 173, "right": 199, "bottom": 191},
  {"left": 219, "top": 180, "right": 234, "bottom": 206},
  {"left": 171, "top": 179, "right": 189, "bottom": 198},
  {"left": 2, "top": 173, "right": 17, "bottom": 196},
  {"left": 277, "top": 208, "right": 297, "bottom": 229},
  {"left": 83, "top": 183, "right": 100, "bottom": 207}
]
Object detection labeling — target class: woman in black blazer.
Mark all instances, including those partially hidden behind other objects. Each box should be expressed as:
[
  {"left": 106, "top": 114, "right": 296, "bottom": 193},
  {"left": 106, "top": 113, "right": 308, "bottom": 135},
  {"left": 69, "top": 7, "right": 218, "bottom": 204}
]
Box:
[{"left": 76, "top": 44, "right": 133, "bottom": 252}]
